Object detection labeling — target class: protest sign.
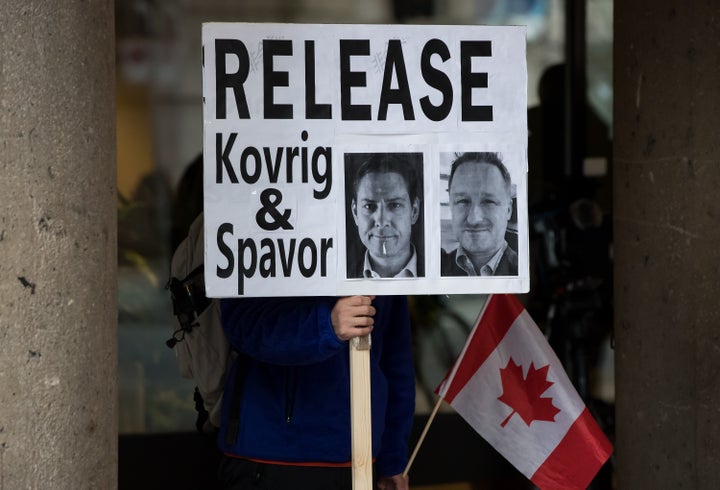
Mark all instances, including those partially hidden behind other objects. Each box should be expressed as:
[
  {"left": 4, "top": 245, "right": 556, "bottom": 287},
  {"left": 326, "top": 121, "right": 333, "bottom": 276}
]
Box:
[{"left": 202, "top": 23, "right": 528, "bottom": 297}]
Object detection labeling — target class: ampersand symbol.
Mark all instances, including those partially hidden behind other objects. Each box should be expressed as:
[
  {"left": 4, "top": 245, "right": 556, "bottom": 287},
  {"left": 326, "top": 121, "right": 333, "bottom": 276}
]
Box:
[{"left": 256, "top": 188, "right": 293, "bottom": 230}]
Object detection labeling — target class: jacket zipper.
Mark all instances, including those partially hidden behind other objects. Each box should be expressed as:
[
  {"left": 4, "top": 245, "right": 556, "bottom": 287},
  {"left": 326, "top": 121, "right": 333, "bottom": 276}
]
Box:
[{"left": 285, "top": 368, "right": 297, "bottom": 424}]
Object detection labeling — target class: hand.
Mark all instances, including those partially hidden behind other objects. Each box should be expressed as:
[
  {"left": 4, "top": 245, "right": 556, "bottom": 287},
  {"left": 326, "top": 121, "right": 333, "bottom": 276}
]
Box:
[
  {"left": 330, "top": 295, "right": 376, "bottom": 341},
  {"left": 377, "top": 474, "right": 409, "bottom": 490}
]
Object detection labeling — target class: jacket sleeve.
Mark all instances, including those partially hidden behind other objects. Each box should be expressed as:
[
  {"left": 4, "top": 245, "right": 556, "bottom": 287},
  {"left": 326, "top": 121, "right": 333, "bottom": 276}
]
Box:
[
  {"left": 220, "top": 296, "right": 346, "bottom": 366},
  {"left": 375, "top": 296, "right": 416, "bottom": 477}
]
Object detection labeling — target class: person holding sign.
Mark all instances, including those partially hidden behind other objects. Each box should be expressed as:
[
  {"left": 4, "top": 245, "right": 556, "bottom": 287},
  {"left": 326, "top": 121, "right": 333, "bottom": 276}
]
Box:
[
  {"left": 346, "top": 153, "right": 424, "bottom": 278},
  {"left": 441, "top": 152, "right": 518, "bottom": 277},
  {"left": 217, "top": 295, "right": 415, "bottom": 490}
]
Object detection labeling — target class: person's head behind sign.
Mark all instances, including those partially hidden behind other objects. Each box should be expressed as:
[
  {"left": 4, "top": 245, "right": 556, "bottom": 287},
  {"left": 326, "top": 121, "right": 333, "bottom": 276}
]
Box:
[
  {"left": 443, "top": 152, "right": 518, "bottom": 276},
  {"left": 350, "top": 154, "right": 421, "bottom": 278}
]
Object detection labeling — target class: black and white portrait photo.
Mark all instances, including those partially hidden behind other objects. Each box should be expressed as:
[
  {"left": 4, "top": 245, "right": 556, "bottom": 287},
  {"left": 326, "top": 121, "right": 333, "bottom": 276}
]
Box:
[
  {"left": 440, "top": 151, "right": 519, "bottom": 277},
  {"left": 345, "top": 152, "right": 425, "bottom": 279}
]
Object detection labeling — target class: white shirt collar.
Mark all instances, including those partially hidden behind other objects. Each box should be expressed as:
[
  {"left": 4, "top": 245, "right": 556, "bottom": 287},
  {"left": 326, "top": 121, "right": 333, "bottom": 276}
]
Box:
[
  {"left": 362, "top": 246, "right": 417, "bottom": 278},
  {"left": 455, "top": 241, "right": 508, "bottom": 276}
]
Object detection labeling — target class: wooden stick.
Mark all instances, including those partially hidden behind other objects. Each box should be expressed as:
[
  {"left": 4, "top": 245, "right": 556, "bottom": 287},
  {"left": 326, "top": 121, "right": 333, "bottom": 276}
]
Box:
[
  {"left": 403, "top": 395, "right": 444, "bottom": 478},
  {"left": 350, "top": 334, "right": 372, "bottom": 490}
]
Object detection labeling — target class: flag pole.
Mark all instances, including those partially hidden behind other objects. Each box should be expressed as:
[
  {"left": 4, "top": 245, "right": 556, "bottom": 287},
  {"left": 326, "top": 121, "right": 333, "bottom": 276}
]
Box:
[
  {"left": 403, "top": 395, "right": 444, "bottom": 478},
  {"left": 404, "top": 294, "right": 493, "bottom": 478}
]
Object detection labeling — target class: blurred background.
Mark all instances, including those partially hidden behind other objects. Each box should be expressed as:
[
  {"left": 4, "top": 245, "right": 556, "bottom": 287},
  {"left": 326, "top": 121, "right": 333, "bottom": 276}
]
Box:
[{"left": 116, "top": 0, "right": 613, "bottom": 488}]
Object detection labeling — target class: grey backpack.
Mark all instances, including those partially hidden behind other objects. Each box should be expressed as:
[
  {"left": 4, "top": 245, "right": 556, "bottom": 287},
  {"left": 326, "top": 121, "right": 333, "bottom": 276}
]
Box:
[{"left": 166, "top": 212, "right": 231, "bottom": 431}]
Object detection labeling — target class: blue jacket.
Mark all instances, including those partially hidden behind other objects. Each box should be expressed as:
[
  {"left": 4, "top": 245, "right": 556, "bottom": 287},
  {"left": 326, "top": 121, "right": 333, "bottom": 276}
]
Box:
[{"left": 218, "top": 296, "right": 415, "bottom": 478}]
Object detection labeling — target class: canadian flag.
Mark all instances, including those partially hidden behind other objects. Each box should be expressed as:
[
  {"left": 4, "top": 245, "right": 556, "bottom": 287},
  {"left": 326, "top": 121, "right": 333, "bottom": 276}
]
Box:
[{"left": 435, "top": 294, "right": 613, "bottom": 489}]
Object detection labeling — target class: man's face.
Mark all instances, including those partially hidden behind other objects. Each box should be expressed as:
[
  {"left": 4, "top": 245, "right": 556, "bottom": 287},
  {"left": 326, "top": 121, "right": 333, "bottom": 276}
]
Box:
[
  {"left": 352, "top": 171, "right": 419, "bottom": 260},
  {"left": 449, "top": 162, "right": 512, "bottom": 258}
]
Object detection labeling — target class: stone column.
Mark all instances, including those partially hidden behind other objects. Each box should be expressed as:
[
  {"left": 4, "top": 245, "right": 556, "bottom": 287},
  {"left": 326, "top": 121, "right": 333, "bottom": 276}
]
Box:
[
  {"left": 614, "top": 2, "right": 720, "bottom": 488},
  {"left": 0, "top": 2, "right": 117, "bottom": 488}
]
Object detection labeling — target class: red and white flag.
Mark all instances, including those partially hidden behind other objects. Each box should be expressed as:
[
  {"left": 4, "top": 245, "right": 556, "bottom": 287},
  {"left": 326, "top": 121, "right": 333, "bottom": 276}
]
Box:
[{"left": 435, "top": 294, "right": 613, "bottom": 490}]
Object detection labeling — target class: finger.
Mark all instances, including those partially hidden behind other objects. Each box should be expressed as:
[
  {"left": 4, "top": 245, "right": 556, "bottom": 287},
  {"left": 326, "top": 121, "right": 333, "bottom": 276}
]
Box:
[
  {"left": 346, "top": 325, "right": 373, "bottom": 338},
  {"left": 349, "top": 304, "right": 375, "bottom": 318},
  {"left": 346, "top": 296, "right": 372, "bottom": 306},
  {"left": 338, "top": 311, "right": 373, "bottom": 328},
  {"left": 349, "top": 295, "right": 374, "bottom": 306},
  {"left": 336, "top": 300, "right": 375, "bottom": 319},
  {"left": 336, "top": 323, "right": 373, "bottom": 341},
  {"left": 348, "top": 314, "right": 374, "bottom": 328}
]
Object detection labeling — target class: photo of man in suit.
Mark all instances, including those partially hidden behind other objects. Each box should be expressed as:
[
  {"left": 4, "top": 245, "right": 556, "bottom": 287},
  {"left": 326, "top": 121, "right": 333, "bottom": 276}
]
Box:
[
  {"left": 345, "top": 153, "right": 424, "bottom": 278},
  {"left": 441, "top": 152, "right": 518, "bottom": 277}
]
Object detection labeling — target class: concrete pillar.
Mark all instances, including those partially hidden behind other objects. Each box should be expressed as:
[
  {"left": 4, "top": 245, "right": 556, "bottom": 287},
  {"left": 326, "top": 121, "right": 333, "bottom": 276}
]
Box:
[
  {"left": 0, "top": 2, "right": 117, "bottom": 488},
  {"left": 614, "top": 2, "right": 720, "bottom": 488}
]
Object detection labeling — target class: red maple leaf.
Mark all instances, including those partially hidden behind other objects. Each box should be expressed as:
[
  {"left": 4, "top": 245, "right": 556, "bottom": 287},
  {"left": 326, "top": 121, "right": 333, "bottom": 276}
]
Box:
[{"left": 497, "top": 358, "right": 560, "bottom": 427}]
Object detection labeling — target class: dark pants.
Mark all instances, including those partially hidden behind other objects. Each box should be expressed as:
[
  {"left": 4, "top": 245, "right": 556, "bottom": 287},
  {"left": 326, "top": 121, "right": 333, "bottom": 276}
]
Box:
[{"left": 218, "top": 456, "right": 353, "bottom": 490}]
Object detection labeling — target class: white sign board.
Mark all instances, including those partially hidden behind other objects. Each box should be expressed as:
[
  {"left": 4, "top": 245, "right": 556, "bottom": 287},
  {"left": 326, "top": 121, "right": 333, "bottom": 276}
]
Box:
[{"left": 202, "top": 23, "right": 529, "bottom": 297}]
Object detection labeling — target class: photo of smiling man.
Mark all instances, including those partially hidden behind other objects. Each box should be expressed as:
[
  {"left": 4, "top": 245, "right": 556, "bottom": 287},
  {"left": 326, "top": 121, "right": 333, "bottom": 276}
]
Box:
[
  {"left": 345, "top": 152, "right": 425, "bottom": 279},
  {"left": 440, "top": 151, "right": 518, "bottom": 277}
]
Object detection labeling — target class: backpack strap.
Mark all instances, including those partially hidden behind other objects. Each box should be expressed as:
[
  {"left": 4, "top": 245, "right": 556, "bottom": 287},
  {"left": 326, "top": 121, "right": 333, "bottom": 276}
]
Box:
[
  {"left": 193, "top": 387, "right": 210, "bottom": 433},
  {"left": 166, "top": 265, "right": 211, "bottom": 347}
]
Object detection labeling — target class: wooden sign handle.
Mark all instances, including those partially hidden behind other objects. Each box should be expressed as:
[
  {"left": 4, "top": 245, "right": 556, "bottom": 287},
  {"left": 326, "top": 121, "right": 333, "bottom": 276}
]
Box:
[{"left": 350, "top": 334, "right": 372, "bottom": 490}]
